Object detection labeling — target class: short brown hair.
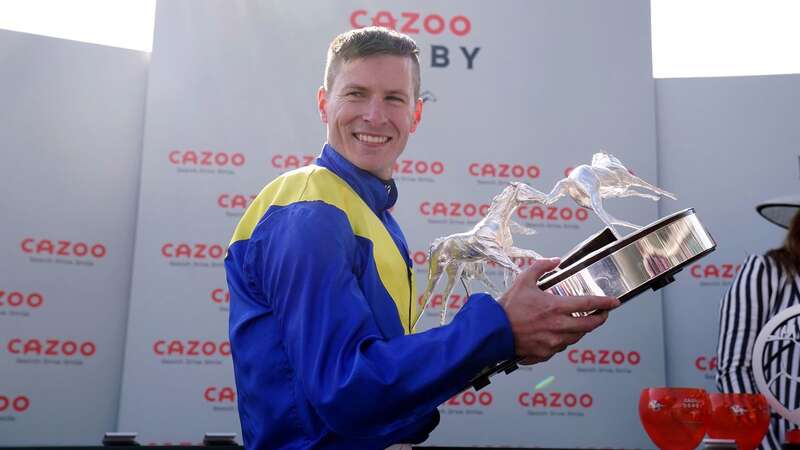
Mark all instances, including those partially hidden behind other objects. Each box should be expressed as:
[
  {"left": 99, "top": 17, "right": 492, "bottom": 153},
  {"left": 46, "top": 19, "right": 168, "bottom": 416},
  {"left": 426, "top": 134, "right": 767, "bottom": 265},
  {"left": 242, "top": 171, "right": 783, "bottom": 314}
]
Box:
[{"left": 324, "top": 26, "right": 421, "bottom": 99}]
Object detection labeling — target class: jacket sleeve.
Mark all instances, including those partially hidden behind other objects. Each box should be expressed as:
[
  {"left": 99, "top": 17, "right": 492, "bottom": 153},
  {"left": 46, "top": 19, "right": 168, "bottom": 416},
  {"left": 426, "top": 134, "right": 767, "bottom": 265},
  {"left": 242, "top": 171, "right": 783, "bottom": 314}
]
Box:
[
  {"left": 716, "top": 254, "right": 775, "bottom": 393},
  {"left": 244, "top": 201, "right": 515, "bottom": 438}
]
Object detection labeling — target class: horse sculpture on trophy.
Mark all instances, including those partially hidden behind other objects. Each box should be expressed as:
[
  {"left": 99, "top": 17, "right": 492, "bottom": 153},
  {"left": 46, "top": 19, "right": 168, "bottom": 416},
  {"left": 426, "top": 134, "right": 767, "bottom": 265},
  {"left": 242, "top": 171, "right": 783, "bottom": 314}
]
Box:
[
  {"left": 415, "top": 181, "right": 549, "bottom": 327},
  {"left": 545, "top": 152, "right": 676, "bottom": 237}
]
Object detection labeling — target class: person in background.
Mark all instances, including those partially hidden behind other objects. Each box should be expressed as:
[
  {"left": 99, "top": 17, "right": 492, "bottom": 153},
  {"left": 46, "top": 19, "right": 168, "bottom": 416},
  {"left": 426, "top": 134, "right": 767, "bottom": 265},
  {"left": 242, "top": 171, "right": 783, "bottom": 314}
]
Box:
[{"left": 717, "top": 196, "right": 800, "bottom": 450}]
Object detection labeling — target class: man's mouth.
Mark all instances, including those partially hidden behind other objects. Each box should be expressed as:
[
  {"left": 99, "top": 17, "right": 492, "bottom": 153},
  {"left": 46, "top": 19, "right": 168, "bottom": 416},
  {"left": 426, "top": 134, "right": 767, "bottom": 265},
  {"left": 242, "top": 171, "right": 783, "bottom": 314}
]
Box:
[{"left": 354, "top": 133, "right": 391, "bottom": 145}]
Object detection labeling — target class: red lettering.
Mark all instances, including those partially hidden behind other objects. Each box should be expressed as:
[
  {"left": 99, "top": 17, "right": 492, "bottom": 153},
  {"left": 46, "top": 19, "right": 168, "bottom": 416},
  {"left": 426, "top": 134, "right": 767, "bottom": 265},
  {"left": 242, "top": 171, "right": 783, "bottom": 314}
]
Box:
[
  {"left": 519, "top": 391, "right": 593, "bottom": 408},
  {"left": 14, "top": 396, "right": 29, "bottom": 412},
  {"left": 154, "top": 340, "right": 230, "bottom": 357},
  {"left": 350, "top": 9, "right": 367, "bottom": 28},
  {"left": 412, "top": 251, "right": 427, "bottom": 266},
  {"left": 0, "top": 395, "right": 30, "bottom": 413},
  {"left": 61, "top": 341, "right": 77, "bottom": 356},
  {"left": 695, "top": 355, "right": 718, "bottom": 371},
  {"left": 203, "top": 387, "right": 236, "bottom": 404},
  {"left": 447, "top": 390, "right": 492, "bottom": 407},
  {"left": 0, "top": 291, "right": 44, "bottom": 308},
  {"left": 20, "top": 239, "right": 106, "bottom": 258},
  {"left": 450, "top": 15, "right": 471, "bottom": 36},
  {"left": 211, "top": 288, "right": 230, "bottom": 304},
  {"left": 213, "top": 152, "right": 228, "bottom": 166},
  {"left": 568, "top": 349, "right": 641, "bottom": 366},
  {"left": 45, "top": 339, "right": 58, "bottom": 356},
  {"left": 350, "top": 11, "right": 471, "bottom": 36},
  {"left": 169, "top": 150, "right": 245, "bottom": 167},
  {"left": 372, "top": 11, "right": 397, "bottom": 29},
  {"left": 7, "top": 339, "right": 95, "bottom": 357},
  {"left": 423, "top": 14, "right": 445, "bottom": 34},
  {"left": 400, "top": 12, "right": 420, "bottom": 33},
  {"left": 21, "top": 238, "right": 34, "bottom": 253}
]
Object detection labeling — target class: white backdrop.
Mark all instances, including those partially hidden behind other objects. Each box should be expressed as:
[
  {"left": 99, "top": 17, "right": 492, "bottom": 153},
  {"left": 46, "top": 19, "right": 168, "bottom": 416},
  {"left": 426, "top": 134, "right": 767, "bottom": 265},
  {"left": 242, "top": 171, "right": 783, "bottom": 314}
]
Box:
[
  {"left": 2, "top": 1, "right": 800, "bottom": 447},
  {"left": 0, "top": 30, "right": 148, "bottom": 445}
]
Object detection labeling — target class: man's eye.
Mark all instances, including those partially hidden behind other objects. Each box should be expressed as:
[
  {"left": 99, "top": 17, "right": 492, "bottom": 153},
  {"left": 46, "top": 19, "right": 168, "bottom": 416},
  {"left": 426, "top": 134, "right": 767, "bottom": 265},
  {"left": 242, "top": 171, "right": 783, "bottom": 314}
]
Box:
[
  {"left": 387, "top": 96, "right": 405, "bottom": 103},
  {"left": 347, "top": 91, "right": 363, "bottom": 97}
]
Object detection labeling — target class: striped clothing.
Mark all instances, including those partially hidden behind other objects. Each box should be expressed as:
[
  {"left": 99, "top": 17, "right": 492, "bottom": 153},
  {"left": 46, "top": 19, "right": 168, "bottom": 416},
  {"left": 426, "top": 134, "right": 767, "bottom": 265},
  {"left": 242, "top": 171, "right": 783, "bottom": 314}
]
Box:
[{"left": 717, "top": 254, "right": 800, "bottom": 450}]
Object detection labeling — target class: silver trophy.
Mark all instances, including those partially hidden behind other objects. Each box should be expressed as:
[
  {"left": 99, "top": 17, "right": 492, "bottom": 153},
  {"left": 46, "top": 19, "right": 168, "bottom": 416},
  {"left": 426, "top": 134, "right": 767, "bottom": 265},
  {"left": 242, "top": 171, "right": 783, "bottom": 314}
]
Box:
[
  {"left": 417, "top": 152, "right": 717, "bottom": 389},
  {"left": 416, "top": 181, "right": 548, "bottom": 327}
]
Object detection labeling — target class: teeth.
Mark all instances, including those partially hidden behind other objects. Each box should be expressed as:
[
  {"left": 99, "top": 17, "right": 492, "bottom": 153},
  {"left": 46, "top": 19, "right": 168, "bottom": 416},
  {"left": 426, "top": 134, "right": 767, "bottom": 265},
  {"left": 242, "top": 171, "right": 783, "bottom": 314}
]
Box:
[{"left": 355, "top": 133, "right": 389, "bottom": 144}]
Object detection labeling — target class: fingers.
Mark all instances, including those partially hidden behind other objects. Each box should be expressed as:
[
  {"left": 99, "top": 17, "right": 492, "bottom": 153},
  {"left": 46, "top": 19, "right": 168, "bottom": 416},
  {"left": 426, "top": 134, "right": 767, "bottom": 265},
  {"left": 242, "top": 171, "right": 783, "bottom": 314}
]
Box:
[
  {"left": 556, "top": 295, "right": 620, "bottom": 315},
  {"left": 557, "top": 310, "right": 611, "bottom": 333},
  {"left": 516, "top": 258, "right": 561, "bottom": 285}
]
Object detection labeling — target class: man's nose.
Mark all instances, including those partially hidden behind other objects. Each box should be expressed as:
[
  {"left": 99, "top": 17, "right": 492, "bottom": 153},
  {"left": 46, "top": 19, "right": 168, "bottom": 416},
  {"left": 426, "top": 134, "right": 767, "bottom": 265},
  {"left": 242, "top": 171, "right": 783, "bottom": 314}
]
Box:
[{"left": 362, "top": 97, "right": 387, "bottom": 124}]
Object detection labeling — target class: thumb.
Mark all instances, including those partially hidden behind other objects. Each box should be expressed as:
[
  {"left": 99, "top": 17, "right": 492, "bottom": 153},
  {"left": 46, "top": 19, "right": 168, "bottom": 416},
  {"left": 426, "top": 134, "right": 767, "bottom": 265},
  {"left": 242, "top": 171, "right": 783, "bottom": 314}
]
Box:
[{"left": 519, "top": 257, "right": 561, "bottom": 284}]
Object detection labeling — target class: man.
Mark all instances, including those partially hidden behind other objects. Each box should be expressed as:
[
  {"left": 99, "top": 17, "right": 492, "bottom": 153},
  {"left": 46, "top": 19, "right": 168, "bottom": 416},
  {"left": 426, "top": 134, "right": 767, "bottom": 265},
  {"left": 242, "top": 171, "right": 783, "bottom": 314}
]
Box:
[{"left": 226, "top": 27, "right": 619, "bottom": 450}]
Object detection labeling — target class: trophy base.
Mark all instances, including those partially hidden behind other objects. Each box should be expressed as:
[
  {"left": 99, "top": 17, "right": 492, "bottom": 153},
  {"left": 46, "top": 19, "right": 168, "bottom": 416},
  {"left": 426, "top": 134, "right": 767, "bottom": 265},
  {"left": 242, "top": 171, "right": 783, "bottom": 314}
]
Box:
[{"left": 470, "top": 208, "right": 716, "bottom": 390}]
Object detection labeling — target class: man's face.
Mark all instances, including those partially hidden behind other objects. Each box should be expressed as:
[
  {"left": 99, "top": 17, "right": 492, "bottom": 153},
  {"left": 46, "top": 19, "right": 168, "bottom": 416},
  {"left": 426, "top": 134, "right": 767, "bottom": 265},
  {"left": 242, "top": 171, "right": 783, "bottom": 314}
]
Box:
[{"left": 318, "top": 54, "right": 422, "bottom": 180}]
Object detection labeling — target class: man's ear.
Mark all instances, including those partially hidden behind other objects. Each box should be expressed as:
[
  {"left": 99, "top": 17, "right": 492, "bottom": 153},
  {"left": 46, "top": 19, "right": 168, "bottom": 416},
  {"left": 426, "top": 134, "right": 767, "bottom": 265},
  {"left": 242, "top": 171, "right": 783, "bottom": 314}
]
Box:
[
  {"left": 317, "top": 86, "right": 328, "bottom": 123},
  {"left": 410, "top": 97, "right": 423, "bottom": 133}
]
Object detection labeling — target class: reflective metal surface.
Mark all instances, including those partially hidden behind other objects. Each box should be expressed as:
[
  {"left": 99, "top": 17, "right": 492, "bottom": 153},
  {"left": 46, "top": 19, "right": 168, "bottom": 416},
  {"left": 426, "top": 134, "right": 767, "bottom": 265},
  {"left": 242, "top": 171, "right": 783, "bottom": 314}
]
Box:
[
  {"left": 540, "top": 209, "right": 715, "bottom": 315},
  {"left": 469, "top": 208, "right": 716, "bottom": 390}
]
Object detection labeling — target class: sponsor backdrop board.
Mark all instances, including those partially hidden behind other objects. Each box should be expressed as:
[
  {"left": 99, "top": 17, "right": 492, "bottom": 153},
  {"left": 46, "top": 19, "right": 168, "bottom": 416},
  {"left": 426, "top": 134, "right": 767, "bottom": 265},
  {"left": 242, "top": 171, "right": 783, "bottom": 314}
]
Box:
[
  {"left": 6, "top": 1, "right": 798, "bottom": 447},
  {"left": 118, "top": 1, "right": 664, "bottom": 447},
  {"left": 0, "top": 30, "right": 148, "bottom": 444},
  {"left": 656, "top": 74, "right": 800, "bottom": 390}
]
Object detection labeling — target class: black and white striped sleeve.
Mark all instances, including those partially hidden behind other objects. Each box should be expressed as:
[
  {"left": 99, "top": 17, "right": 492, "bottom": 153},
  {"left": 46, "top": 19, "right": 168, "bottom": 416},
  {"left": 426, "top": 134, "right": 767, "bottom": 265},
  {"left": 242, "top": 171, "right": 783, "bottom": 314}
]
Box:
[{"left": 716, "top": 254, "right": 778, "bottom": 393}]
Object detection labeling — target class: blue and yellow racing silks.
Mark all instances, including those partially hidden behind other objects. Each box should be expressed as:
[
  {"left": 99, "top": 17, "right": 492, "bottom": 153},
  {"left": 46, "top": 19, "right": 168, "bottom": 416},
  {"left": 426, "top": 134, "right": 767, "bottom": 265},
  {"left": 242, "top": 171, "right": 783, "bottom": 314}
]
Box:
[{"left": 226, "top": 144, "right": 515, "bottom": 450}]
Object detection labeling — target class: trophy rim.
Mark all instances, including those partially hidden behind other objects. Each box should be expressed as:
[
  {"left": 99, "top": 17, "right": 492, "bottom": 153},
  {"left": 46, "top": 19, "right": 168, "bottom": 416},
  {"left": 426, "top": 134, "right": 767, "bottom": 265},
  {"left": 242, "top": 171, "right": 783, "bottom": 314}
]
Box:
[{"left": 539, "top": 208, "right": 706, "bottom": 289}]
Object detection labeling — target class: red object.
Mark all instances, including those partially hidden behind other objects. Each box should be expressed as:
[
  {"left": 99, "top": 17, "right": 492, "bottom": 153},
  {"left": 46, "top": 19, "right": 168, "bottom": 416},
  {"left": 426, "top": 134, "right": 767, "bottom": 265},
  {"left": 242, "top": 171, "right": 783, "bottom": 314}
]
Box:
[
  {"left": 639, "top": 387, "right": 711, "bottom": 450},
  {"left": 787, "top": 429, "right": 800, "bottom": 444},
  {"left": 707, "top": 393, "right": 770, "bottom": 450}
]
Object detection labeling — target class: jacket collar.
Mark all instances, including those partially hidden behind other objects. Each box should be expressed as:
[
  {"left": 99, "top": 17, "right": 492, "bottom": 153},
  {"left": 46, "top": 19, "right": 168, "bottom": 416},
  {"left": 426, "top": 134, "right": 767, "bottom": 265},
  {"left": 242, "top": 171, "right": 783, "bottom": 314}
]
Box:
[{"left": 316, "top": 143, "right": 398, "bottom": 214}]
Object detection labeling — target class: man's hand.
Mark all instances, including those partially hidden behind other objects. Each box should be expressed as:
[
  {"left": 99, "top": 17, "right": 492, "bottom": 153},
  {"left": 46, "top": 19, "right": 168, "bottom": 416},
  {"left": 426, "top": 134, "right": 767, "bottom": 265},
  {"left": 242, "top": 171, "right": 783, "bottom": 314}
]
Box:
[{"left": 498, "top": 258, "right": 620, "bottom": 364}]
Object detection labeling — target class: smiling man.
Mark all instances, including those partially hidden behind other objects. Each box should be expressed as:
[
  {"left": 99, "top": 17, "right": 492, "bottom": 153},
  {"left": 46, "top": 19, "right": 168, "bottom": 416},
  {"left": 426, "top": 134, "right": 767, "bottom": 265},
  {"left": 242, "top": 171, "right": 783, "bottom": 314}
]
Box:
[{"left": 225, "top": 27, "right": 619, "bottom": 450}]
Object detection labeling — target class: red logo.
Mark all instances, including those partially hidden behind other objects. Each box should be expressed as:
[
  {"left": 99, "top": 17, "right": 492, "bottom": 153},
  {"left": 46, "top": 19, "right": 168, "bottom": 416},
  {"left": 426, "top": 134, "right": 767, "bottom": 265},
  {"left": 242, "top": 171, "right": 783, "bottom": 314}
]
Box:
[
  {"left": 567, "top": 349, "right": 641, "bottom": 366},
  {"left": 445, "top": 390, "right": 493, "bottom": 407},
  {"left": 217, "top": 194, "right": 255, "bottom": 210},
  {"left": 393, "top": 159, "right": 445, "bottom": 176},
  {"left": 418, "top": 293, "right": 467, "bottom": 311},
  {"left": 515, "top": 205, "right": 589, "bottom": 222},
  {"left": 168, "top": 150, "right": 245, "bottom": 167},
  {"left": 518, "top": 391, "right": 594, "bottom": 409},
  {"left": 211, "top": 289, "right": 230, "bottom": 305},
  {"left": 271, "top": 154, "right": 315, "bottom": 171},
  {"left": 468, "top": 163, "right": 540, "bottom": 180},
  {"left": 204, "top": 387, "right": 236, "bottom": 403},
  {"left": 161, "top": 243, "right": 226, "bottom": 260},
  {"left": 152, "top": 340, "right": 231, "bottom": 357},
  {"left": 419, "top": 201, "right": 489, "bottom": 218},
  {"left": 350, "top": 10, "right": 471, "bottom": 37},
  {"left": 690, "top": 264, "right": 741, "bottom": 279},
  {"left": 418, "top": 202, "right": 589, "bottom": 222},
  {"left": 7, "top": 338, "right": 96, "bottom": 357},
  {"left": 20, "top": 238, "right": 107, "bottom": 258},
  {"left": 0, "top": 395, "right": 30, "bottom": 413},
  {"left": 695, "top": 355, "right": 718, "bottom": 372},
  {"left": 411, "top": 251, "right": 428, "bottom": 267},
  {"left": 0, "top": 290, "right": 43, "bottom": 309}
]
